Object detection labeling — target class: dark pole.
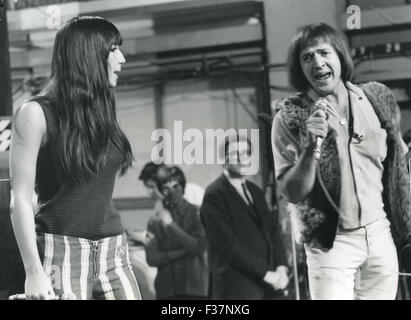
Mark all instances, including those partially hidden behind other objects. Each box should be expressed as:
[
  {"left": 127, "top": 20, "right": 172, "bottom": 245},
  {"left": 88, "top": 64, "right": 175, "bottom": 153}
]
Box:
[
  {"left": 0, "top": 0, "right": 12, "bottom": 116},
  {"left": 257, "top": 3, "right": 272, "bottom": 192}
]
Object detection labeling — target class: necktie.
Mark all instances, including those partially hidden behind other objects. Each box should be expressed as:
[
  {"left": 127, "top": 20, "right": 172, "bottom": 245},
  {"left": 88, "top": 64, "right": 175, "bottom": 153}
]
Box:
[
  {"left": 241, "top": 182, "right": 253, "bottom": 206},
  {"left": 241, "top": 182, "right": 262, "bottom": 226}
]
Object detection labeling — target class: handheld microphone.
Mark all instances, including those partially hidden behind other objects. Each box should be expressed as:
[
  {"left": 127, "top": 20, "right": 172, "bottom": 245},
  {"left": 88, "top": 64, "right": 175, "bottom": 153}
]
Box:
[{"left": 313, "top": 98, "right": 328, "bottom": 160}]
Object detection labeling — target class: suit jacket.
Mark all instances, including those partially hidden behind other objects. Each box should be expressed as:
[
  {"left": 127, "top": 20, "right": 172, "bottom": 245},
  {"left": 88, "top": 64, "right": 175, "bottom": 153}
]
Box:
[{"left": 200, "top": 174, "right": 288, "bottom": 300}]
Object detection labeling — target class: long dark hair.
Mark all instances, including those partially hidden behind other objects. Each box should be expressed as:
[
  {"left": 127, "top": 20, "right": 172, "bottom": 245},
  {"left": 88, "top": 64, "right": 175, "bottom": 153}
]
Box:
[{"left": 36, "top": 16, "right": 133, "bottom": 185}]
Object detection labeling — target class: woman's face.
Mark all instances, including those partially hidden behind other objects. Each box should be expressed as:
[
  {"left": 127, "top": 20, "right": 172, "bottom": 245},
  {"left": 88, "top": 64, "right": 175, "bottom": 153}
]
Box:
[
  {"left": 299, "top": 38, "right": 343, "bottom": 95},
  {"left": 107, "top": 44, "right": 126, "bottom": 88}
]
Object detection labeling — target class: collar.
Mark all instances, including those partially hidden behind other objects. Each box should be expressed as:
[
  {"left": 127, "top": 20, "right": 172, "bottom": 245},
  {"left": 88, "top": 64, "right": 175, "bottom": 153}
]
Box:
[
  {"left": 306, "top": 81, "right": 364, "bottom": 102},
  {"left": 345, "top": 81, "right": 364, "bottom": 99}
]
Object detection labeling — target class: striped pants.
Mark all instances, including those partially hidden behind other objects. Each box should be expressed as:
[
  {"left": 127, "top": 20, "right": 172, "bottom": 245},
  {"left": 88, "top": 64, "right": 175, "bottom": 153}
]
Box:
[{"left": 36, "top": 233, "right": 142, "bottom": 300}]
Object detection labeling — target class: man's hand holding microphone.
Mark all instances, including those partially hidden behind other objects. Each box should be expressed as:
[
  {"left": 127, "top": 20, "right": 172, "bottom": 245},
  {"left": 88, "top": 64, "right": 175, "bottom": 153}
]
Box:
[{"left": 306, "top": 98, "right": 329, "bottom": 160}]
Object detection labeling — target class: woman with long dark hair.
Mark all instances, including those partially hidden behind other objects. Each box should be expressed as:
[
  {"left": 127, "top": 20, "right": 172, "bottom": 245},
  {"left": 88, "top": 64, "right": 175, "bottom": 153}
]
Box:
[{"left": 10, "top": 16, "right": 141, "bottom": 300}]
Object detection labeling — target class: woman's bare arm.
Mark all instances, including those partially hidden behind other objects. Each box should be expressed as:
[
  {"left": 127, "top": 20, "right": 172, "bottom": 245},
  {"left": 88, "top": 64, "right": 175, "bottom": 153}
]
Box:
[{"left": 10, "top": 101, "right": 54, "bottom": 299}]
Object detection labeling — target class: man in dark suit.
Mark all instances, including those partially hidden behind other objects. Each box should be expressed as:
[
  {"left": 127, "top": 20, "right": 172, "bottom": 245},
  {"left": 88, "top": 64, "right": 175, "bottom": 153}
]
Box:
[{"left": 201, "top": 135, "right": 289, "bottom": 300}]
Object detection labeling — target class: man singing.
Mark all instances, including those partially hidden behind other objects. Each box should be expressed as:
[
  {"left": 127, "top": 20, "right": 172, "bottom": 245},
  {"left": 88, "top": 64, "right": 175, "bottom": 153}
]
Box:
[{"left": 271, "top": 23, "right": 411, "bottom": 299}]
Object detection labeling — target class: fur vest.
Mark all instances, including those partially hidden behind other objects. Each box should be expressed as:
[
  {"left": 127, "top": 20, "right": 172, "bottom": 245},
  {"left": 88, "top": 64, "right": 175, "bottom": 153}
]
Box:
[{"left": 278, "top": 82, "right": 411, "bottom": 250}]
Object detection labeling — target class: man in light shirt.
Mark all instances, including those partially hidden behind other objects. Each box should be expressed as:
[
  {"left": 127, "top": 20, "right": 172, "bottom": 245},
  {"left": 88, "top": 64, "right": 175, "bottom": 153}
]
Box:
[{"left": 272, "top": 23, "right": 411, "bottom": 300}]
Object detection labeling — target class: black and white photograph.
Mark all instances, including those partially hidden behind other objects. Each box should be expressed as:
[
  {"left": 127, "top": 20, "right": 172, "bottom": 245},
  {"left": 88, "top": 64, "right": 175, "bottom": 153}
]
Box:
[{"left": 0, "top": 0, "right": 411, "bottom": 308}]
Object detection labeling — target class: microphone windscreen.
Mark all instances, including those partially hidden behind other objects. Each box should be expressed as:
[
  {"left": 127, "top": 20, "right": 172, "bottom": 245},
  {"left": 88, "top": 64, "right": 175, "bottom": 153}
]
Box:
[{"left": 312, "top": 98, "right": 327, "bottom": 113}]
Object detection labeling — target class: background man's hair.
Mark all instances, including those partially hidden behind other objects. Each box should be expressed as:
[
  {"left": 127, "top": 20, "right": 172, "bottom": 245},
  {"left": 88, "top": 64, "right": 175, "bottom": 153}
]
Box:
[
  {"left": 156, "top": 166, "right": 187, "bottom": 192},
  {"left": 138, "top": 161, "right": 165, "bottom": 183}
]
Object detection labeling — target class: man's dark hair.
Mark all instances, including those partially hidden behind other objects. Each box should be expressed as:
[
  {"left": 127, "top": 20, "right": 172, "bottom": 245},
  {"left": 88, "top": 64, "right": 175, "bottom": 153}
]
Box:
[
  {"left": 138, "top": 161, "right": 165, "bottom": 183},
  {"left": 156, "top": 166, "right": 187, "bottom": 192}
]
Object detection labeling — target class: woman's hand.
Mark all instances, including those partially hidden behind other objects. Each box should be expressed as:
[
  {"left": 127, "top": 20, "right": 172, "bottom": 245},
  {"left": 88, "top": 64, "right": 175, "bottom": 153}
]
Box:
[{"left": 25, "top": 270, "right": 55, "bottom": 300}]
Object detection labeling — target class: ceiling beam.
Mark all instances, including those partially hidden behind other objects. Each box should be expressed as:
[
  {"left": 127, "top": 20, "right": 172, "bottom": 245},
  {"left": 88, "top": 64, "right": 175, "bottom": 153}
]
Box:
[
  {"left": 9, "top": 19, "right": 155, "bottom": 50},
  {"left": 354, "top": 56, "right": 411, "bottom": 82},
  {"left": 10, "top": 23, "right": 262, "bottom": 69},
  {"left": 7, "top": 0, "right": 258, "bottom": 32}
]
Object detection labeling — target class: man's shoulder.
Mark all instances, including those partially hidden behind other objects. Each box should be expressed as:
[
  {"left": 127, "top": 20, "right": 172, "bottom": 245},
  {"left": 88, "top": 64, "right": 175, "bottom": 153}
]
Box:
[
  {"left": 273, "top": 93, "right": 311, "bottom": 132},
  {"left": 205, "top": 175, "right": 224, "bottom": 189},
  {"left": 245, "top": 180, "right": 265, "bottom": 202},
  {"left": 356, "top": 80, "right": 385, "bottom": 89},
  {"left": 275, "top": 92, "right": 309, "bottom": 111},
  {"left": 356, "top": 81, "right": 393, "bottom": 97},
  {"left": 246, "top": 180, "right": 263, "bottom": 192},
  {"left": 355, "top": 81, "right": 399, "bottom": 120},
  {"left": 203, "top": 175, "right": 229, "bottom": 198}
]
